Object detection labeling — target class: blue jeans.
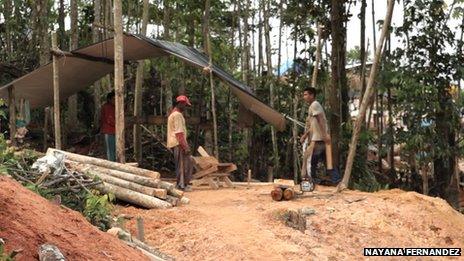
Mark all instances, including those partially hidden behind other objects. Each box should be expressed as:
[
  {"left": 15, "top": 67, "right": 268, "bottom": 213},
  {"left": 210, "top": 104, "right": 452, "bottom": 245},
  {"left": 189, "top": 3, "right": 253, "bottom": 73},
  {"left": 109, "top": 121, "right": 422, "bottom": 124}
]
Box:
[{"left": 104, "top": 134, "right": 116, "bottom": 162}]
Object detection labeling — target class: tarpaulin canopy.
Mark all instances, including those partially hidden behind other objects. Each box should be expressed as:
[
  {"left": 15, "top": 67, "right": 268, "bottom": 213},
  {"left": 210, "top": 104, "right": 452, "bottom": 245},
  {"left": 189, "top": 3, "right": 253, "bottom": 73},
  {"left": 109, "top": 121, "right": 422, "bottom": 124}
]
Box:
[{"left": 0, "top": 34, "right": 286, "bottom": 131}]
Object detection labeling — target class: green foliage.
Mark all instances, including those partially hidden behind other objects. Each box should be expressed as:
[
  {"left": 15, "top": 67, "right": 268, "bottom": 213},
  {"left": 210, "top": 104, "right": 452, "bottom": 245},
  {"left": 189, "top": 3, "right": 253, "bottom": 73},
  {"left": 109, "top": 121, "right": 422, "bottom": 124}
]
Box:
[
  {"left": 0, "top": 239, "right": 18, "bottom": 261},
  {"left": 83, "top": 191, "right": 114, "bottom": 231}
]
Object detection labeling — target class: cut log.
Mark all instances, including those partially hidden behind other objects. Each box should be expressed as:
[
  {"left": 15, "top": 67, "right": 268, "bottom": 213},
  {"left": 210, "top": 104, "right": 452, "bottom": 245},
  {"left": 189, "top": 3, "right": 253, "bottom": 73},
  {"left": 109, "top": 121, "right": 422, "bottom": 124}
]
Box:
[
  {"left": 165, "top": 195, "right": 179, "bottom": 206},
  {"left": 271, "top": 187, "right": 283, "bottom": 201},
  {"left": 168, "top": 187, "right": 184, "bottom": 198},
  {"left": 48, "top": 148, "right": 160, "bottom": 179},
  {"left": 158, "top": 180, "right": 175, "bottom": 191},
  {"left": 96, "top": 183, "right": 172, "bottom": 209},
  {"left": 88, "top": 172, "right": 166, "bottom": 198},
  {"left": 180, "top": 197, "right": 190, "bottom": 205},
  {"left": 283, "top": 188, "right": 295, "bottom": 201},
  {"left": 70, "top": 162, "right": 161, "bottom": 188}
]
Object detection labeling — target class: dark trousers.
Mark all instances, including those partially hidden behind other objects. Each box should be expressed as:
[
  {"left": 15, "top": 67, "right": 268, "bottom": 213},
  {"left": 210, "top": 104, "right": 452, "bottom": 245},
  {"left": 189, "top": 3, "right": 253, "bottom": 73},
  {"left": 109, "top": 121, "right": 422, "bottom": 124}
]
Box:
[
  {"left": 310, "top": 141, "right": 326, "bottom": 182},
  {"left": 173, "top": 146, "right": 193, "bottom": 188}
]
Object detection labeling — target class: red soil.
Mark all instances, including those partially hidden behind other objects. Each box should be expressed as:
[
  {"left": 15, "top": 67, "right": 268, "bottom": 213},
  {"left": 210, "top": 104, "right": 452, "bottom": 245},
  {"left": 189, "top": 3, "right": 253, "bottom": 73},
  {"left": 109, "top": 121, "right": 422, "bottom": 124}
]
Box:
[{"left": 0, "top": 175, "right": 148, "bottom": 261}]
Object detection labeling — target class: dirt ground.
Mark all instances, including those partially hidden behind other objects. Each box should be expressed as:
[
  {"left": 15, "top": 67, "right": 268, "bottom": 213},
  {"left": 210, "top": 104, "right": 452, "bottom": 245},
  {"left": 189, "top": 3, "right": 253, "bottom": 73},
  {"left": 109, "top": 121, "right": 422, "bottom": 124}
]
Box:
[
  {"left": 0, "top": 176, "right": 148, "bottom": 261},
  {"left": 117, "top": 184, "right": 464, "bottom": 261}
]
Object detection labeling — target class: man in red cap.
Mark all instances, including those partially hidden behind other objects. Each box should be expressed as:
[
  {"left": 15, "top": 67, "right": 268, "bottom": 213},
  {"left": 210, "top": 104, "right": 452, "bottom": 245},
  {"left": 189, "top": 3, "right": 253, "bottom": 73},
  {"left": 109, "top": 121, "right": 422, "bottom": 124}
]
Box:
[{"left": 167, "top": 95, "right": 193, "bottom": 191}]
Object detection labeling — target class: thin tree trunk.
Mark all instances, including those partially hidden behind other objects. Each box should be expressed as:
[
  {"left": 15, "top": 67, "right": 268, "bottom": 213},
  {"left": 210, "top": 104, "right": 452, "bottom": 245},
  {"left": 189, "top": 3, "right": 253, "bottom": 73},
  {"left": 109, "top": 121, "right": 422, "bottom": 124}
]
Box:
[
  {"left": 203, "top": 0, "right": 219, "bottom": 159},
  {"left": 93, "top": 0, "right": 102, "bottom": 130},
  {"left": 114, "top": 0, "right": 125, "bottom": 163},
  {"left": 292, "top": 30, "right": 299, "bottom": 184},
  {"left": 68, "top": 0, "right": 79, "bottom": 130},
  {"left": 329, "top": 0, "right": 344, "bottom": 168},
  {"left": 163, "top": 1, "right": 172, "bottom": 114},
  {"left": 337, "top": 0, "right": 395, "bottom": 192},
  {"left": 52, "top": 33, "right": 62, "bottom": 150},
  {"left": 311, "top": 24, "right": 323, "bottom": 88},
  {"left": 263, "top": 0, "right": 279, "bottom": 176},
  {"left": 360, "top": 0, "right": 367, "bottom": 99},
  {"left": 58, "top": 0, "right": 66, "bottom": 49},
  {"left": 133, "top": 0, "right": 150, "bottom": 163},
  {"left": 228, "top": 0, "right": 238, "bottom": 162},
  {"left": 4, "top": 0, "right": 12, "bottom": 57}
]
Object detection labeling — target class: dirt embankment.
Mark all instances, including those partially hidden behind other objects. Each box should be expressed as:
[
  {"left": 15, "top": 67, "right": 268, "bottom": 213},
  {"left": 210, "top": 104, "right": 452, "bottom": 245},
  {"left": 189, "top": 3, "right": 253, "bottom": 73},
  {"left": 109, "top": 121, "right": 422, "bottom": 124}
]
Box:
[
  {"left": 117, "top": 185, "right": 464, "bottom": 260},
  {"left": 0, "top": 176, "right": 148, "bottom": 261}
]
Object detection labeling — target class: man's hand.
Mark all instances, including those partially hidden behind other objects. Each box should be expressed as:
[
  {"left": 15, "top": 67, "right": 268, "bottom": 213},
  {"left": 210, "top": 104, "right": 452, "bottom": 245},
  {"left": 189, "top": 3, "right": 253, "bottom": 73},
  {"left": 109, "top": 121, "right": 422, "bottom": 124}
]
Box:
[
  {"left": 300, "top": 133, "right": 308, "bottom": 143},
  {"left": 184, "top": 146, "right": 191, "bottom": 155}
]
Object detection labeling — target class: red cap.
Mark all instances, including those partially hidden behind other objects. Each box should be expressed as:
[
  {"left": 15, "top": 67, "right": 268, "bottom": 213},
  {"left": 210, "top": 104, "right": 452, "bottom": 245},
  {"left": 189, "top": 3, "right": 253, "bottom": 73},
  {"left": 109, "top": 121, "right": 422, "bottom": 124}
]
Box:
[{"left": 176, "top": 95, "right": 192, "bottom": 106}]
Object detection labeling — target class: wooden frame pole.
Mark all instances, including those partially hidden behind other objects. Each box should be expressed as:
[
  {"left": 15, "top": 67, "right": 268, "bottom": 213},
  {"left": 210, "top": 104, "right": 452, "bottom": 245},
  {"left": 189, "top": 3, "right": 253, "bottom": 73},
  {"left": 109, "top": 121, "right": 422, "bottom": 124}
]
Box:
[
  {"left": 51, "top": 32, "right": 62, "bottom": 150},
  {"left": 8, "top": 85, "right": 16, "bottom": 146},
  {"left": 114, "top": 0, "right": 125, "bottom": 163}
]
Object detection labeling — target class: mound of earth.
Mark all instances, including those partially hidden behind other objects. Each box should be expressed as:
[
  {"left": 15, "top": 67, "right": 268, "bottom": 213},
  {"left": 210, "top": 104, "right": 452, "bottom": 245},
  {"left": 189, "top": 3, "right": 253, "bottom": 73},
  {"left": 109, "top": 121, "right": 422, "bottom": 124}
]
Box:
[
  {"left": 117, "top": 185, "right": 464, "bottom": 260},
  {"left": 0, "top": 176, "right": 148, "bottom": 261}
]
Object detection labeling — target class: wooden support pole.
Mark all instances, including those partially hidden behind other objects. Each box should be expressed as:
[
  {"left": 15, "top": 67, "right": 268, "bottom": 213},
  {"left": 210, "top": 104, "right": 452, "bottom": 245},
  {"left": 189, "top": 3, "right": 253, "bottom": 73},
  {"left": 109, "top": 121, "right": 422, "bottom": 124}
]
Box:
[
  {"left": 51, "top": 32, "right": 62, "bottom": 150},
  {"left": 8, "top": 85, "right": 16, "bottom": 146},
  {"left": 43, "top": 107, "right": 49, "bottom": 151},
  {"left": 114, "top": 0, "right": 125, "bottom": 163},
  {"left": 337, "top": 0, "right": 395, "bottom": 192}
]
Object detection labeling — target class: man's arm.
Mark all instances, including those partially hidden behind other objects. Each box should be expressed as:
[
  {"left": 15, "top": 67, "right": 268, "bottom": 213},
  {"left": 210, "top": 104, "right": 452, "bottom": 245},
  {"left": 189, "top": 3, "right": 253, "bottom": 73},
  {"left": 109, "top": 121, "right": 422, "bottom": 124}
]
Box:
[{"left": 316, "top": 114, "right": 330, "bottom": 143}]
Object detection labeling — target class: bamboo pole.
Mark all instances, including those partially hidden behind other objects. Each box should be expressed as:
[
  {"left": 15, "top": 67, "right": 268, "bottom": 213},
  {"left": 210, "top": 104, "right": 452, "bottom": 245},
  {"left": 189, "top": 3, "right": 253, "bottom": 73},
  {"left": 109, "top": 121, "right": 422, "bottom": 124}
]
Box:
[
  {"left": 133, "top": 0, "right": 150, "bottom": 163},
  {"left": 8, "top": 86, "right": 16, "bottom": 146},
  {"left": 51, "top": 32, "right": 62, "bottom": 150},
  {"left": 337, "top": 0, "right": 395, "bottom": 192},
  {"left": 114, "top": 0, "right": 125, "bottom": 163}
]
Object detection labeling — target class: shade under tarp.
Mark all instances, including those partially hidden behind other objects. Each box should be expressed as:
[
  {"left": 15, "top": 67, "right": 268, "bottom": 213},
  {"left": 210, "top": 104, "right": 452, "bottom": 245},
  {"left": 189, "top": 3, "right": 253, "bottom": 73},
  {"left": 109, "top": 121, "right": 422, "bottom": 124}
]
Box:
[{"left": 0, "top": 34, "right": 286, "bottom": 131}]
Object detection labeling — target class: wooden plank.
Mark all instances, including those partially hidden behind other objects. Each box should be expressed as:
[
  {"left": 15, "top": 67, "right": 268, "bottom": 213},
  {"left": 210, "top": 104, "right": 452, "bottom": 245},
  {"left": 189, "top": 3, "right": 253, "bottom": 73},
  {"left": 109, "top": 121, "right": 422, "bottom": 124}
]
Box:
[
  {"left": 222, "top": 176, "right": 234, "bottom": 187},
  {"left": 197, "top": 146, "right": 210, "bottom": 157},
  {"left": 207, "top": 177, "right": 219, "bottom": 190},
  {"left": 192, "top": 156, "right": 219, "bottom": 170},
  {"left": 193, "top": 165, "right": 218, "bottom": 179}
]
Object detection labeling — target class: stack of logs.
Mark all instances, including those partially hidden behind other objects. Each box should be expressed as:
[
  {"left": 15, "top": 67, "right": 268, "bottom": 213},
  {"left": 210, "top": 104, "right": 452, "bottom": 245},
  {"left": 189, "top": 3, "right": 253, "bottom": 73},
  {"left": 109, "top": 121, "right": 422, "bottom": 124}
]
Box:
[
  {"left": 271, "top": 185, "right": 295, "bottom": 201},
  {"left": 47, "top": 149, "right": 187, "bottom": 209}
]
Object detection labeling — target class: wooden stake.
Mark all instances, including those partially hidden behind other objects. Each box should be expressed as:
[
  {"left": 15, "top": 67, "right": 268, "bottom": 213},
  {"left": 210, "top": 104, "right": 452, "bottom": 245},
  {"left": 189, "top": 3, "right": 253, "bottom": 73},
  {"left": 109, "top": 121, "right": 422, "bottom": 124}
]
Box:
[
  {"left": 51, "top": 32, "right": 62, "bottom": 150},
  {"left": 136, "top": 217, "right": 145, "bottom": 242},
  {"left": 114, "top": 0, "right": 125, "bottom": 163},
  {"left": 8, "top": 85, "right": 16, "bottom": 146},
  {"left": 247, "top": 169, "right": 251, "bottom": 188},
  {"left": 337, "top": 0, "right": 395, "bottom": 192}
]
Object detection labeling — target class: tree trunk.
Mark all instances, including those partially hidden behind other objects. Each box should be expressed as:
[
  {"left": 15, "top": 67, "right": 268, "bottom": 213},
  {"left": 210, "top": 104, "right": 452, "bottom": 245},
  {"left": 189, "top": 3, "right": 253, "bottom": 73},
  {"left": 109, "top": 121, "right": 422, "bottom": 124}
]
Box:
[
  {"left": 311, "top": 24, "right": 323, "bottom": 88},
  {"left": 48, "top": 148, "right": 160, "bottom": 178},
  {"left": 57, "top": 0, "right": 66, "bottom": 48},
  {"left": 52, "top": 33, "right": 62, "bottom": 150},
  {"left": 93, "top": 0, "right": 102, "bottom": 130},
  {"left": 68, "top": 0, "right": 79, "bottom": 130},
  {"left": 97, "top": 183, "right": 172, "bottom": 209},
  {"left": 228, "top": 0, "right": 238, "bottom": 162},
  {"left": 4, "top": 0, "right": 12, "bottom": 57},
  {"left": 114, "top": 0, "right": 125, "bottom": 163},
  {"left": 163, "top": 1, "right": 173, "bottom": 114},
  {"left": 360, "top": 0, "right": 367, "bottom": 99},
  {"left": 329, "top": 0, "right": 345, "bottom": 168},
  {"left": 133, "top": 0, "right": 150, "bottom": 163},
  {"left": 337, "top": 0, "right": 395, "bottom": 192},
  {"left": 203, "top": 0, "right": 219, "bottom": 159},
  {"left": 263, "top": 0, "right": 279, "bottom": 176}
]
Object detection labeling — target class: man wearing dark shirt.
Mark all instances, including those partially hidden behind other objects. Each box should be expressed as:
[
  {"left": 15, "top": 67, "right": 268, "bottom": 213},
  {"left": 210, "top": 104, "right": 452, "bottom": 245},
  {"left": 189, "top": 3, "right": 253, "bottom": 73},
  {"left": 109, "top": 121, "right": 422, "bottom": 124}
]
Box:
[{"left": 101, "top": 91, "right": 116, "bottom": 161}]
